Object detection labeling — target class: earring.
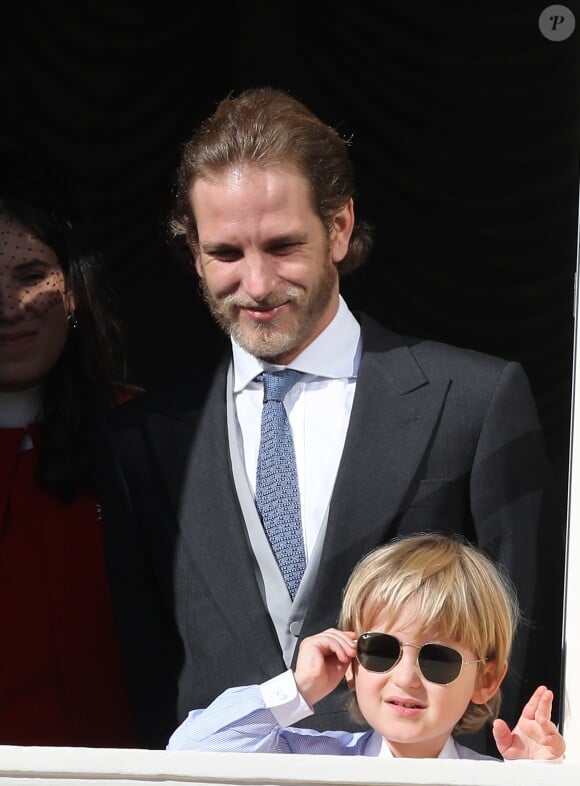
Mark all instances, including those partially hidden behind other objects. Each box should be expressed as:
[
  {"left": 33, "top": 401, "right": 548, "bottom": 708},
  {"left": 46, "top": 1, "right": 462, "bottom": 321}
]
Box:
[{"left": 67, "top": 311, "right": 78, "bottom": 329}]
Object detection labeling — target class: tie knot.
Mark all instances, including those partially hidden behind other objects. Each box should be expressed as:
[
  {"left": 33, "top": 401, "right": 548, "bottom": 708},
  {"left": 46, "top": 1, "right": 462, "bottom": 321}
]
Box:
[{"left": 259, "top": 369, "right": 302, "bottom": 402}]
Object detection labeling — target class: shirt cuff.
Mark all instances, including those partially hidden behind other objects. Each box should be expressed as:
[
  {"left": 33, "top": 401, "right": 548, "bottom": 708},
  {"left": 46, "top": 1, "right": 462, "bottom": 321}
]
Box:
[{"left": 259, "top": 670, "right": 314, "bottom": 727}]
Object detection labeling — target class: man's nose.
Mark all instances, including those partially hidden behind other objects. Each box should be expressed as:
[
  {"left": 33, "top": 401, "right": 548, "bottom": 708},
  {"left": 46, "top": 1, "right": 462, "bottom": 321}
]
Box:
[{"left": 240, "top": 253, "right": 277, "bottom": 302}]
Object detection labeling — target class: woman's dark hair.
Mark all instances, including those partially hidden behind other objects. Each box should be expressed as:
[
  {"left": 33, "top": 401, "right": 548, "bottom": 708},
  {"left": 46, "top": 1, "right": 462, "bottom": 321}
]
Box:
[{"left": 0, "top": 191, "right": 126, "bottom": 500}]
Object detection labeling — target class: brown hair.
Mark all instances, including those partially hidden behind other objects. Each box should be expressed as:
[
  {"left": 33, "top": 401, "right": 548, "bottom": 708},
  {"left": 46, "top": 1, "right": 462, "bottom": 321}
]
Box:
[
  {"left": 339, "top": 533, "right": 520, "bottom": 735},
  {"left": 170, "top": 87, "right": 372, "bottom": 274}
]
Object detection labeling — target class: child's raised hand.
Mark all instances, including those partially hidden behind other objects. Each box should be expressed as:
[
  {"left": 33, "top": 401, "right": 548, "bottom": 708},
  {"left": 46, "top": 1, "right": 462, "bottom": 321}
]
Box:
[
  {"left": 492, "top": 686, "right": 565, "bottom": 760},
  {"left": 293, "top": 628, "right": 357, "bottom": 707}
]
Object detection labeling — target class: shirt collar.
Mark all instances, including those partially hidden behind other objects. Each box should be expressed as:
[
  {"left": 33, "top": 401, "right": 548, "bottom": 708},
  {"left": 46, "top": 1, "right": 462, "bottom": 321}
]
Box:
[
  {"left": 0, "top": 386, "right": 43, "bottom": 428},
  {"left": 438, "top": 736, "right": 460, "bottom": 759},
  {"left": 377, "top": 735, "right": 458, "bottom": 759},
  {"left": 231, "top": 296, "right": 362, "bottom": 393}
]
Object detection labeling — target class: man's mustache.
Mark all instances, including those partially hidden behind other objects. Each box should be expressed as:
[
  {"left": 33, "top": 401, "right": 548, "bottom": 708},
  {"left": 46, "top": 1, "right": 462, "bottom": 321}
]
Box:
[{"left": 219, "top": 289, "right": 302, "bottom": 310}]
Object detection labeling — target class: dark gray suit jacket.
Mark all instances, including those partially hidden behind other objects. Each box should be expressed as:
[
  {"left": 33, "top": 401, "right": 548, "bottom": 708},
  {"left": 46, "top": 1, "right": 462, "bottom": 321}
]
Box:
[{"left": 97, "top": 314, "right": 556, "bottom": 749}]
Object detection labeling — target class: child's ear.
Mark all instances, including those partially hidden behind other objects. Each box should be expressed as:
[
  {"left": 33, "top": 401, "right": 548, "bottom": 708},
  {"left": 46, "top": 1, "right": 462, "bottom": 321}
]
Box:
[
  {"left": 345, "top": 660, "right": 356, "bottom": 692},
  {"left": 471, "top": 660, "right": 508, "bottom": 705}
]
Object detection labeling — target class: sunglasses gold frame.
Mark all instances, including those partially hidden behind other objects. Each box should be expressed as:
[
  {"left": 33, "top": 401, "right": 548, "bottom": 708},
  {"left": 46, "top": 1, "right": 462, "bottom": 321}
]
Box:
[{"left": 356, "top": 631, "right": 486, "bottom": 685}]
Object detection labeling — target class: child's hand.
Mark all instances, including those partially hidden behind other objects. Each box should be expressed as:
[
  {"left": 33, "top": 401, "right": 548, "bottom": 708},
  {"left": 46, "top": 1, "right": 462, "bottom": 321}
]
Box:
[
  {"left": 492, "top": 685, "right": 565, "bottom": 760},
  {"left": 293, "top": 628, "right": 357, "bottom": 707}
]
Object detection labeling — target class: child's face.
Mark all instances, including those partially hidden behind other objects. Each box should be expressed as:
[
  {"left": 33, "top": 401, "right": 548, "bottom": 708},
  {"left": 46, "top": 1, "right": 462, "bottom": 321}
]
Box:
[{"left": 346, "top": 602, "right": 502, "bottom": 758}]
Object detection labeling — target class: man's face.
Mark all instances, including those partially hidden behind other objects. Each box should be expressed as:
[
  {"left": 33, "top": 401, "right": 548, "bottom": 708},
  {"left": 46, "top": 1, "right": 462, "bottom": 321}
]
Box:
[{"left": 190, "top": 165, "right": 353, "bottom": 364}]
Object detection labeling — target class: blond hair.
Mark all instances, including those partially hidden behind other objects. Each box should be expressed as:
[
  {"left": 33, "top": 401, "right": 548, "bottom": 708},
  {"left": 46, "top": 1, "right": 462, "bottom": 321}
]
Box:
[{"left": 339, "top": 533, "right": 519, "bottom": 734}]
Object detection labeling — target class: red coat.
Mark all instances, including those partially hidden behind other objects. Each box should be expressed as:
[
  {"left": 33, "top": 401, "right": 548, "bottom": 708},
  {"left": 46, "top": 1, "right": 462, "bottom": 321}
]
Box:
[{"left": 0, "top": 424, "right": 135, "bottom": 746}]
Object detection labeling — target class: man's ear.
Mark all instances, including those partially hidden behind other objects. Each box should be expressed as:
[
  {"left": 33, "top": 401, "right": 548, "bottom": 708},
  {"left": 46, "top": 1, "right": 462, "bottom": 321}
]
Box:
[
  {"left": 183, "top": 222, "right": 202, "bottom": 277},
  {"left": 186, "top": 236, "right": 202, "bottom": 278},
  {"left": 471, "top": 660, "right": 508, "bottom": 705},
  {"left": 329, "top": 198, "right": 355, "bottom": 265}
]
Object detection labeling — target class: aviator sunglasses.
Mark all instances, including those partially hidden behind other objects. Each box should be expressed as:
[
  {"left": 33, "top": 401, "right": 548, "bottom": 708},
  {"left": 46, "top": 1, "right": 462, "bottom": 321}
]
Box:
[{"left": 356, "top": 632, "right": 485, "bottom": 685}]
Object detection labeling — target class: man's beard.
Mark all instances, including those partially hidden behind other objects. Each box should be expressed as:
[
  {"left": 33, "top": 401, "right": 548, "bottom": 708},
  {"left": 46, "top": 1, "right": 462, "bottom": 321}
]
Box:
[{"left": 199, "top": 261, "right": 337, "bottom": 362}]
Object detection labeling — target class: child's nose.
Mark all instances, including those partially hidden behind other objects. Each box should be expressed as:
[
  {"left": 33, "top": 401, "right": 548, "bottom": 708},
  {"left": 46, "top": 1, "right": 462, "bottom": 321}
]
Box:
[{"left": 391, "top": 645, "right": 423, "bottom": 688}]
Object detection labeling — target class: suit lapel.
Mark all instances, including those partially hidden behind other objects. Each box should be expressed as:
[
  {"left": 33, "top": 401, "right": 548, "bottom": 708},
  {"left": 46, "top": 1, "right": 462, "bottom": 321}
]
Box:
[
  {"left": 303, "top": 316, "right": 451, "bottom": 631},
  {"left": 140, "top": 317, "right": 451, "bottom": 660},
  {"left": 144, "top": 358, "right": 285, "bottom": 675}
]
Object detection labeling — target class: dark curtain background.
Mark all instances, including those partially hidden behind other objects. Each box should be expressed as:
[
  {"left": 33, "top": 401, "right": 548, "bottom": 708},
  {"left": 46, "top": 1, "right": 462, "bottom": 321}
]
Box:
[{"left": 3, "top": 0, "right": 579, "bottom": 701}]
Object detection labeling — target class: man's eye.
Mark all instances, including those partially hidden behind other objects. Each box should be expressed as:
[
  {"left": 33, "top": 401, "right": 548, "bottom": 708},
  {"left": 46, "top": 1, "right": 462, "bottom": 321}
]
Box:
[
  {"left": 208, "top": 250, "right": 241, "bottom": 262},
  {"left": 270, "top": 243, "right": 298, "bottom": 255}
]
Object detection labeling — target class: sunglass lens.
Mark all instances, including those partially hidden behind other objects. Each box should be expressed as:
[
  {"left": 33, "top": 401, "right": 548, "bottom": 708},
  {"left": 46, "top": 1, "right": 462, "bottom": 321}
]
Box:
[
  {"left": 418, "top": 643, "right": 462, "bottom": 684},
  {"left": 357, "top": 633, "right": 400, "bottom": 673}
]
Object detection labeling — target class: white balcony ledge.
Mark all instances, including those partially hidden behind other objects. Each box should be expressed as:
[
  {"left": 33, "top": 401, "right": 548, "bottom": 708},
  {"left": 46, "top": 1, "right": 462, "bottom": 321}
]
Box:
[{"left": 0, "top": 746, "right": 578, "bottom": 786}]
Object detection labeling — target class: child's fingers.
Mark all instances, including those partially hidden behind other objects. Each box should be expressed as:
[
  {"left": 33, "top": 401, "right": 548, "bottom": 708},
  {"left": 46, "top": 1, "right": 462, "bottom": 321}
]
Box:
[
  {"left": 521, "top": 685, "right": 547, "bottom": 720},
  {"left": 302, "top": 628, "right": 357, "bottom": 664},
  {"left": 530, "top": 725, "right": 565, "bottom": 758},
  {"left": 534, "top": 688, "right": 554, "bottom": 725},
  {"left": 492, "top": 718, "right": 510, "bottom": 739},
  {"left": 533, "top": 707, "right": 560, "bottom": 746},
  {"left": 316, "top": 629, "right": 357, "bottom": 663},
  {"left": 491, "top": 718, "right": 512, "bottom": 752}
]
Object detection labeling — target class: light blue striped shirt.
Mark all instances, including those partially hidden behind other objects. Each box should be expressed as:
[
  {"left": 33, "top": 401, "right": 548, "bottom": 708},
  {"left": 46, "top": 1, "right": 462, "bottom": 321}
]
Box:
[{"left": 167, "top": 671, "right": 493, "bottom": 760}]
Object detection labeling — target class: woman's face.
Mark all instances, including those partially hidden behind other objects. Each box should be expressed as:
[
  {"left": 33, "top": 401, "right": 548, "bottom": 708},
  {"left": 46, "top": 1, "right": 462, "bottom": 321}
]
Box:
[{"left": 0, "top": 215, "right": 73, "bottom": 392}]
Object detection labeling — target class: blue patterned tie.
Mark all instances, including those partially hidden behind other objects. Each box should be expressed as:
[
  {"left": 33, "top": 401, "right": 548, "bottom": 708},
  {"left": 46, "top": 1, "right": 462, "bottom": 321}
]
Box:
[{"left": 255, "top": 369, "right": 306, "bottom": 600}]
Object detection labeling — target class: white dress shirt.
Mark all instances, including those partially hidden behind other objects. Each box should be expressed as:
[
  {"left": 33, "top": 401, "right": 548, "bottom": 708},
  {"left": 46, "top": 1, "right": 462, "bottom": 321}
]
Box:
[
  {"left": 167, "top": 670, "right": 494, "bottom": 759},
  {"left": 232, "top": 296, "right": 362, "bottom": 561},
  {"left": 0, "top": 387, "right": 43, "bottom": 451},
  {"left": 259, "top": 671, "right": 460, "bottom": 759},
  {"left": 0, "top": 387, "right": 42, "bottom": 428}
]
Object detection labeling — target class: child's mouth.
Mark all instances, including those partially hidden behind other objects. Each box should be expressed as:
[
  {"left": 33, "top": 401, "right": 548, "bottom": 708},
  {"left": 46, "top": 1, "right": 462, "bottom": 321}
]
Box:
[{"left": 389, "top": 699, "right": 425, "bottom": 710}]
